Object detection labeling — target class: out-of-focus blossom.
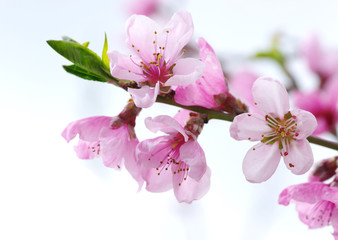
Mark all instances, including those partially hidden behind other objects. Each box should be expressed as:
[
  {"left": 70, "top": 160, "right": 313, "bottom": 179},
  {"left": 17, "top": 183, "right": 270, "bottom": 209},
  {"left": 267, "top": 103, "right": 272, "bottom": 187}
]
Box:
[
  {"left": 229, "top": 69, "right": 260, "bottom": 113},
  {"left": 127, "top": 0, "right": 160, "bottom": 16},
  {"left": 109, "top": 11, "right": 205, "bottom": 108},
  {"left": 279, "top": 181, "right": 338, "bottom": 239},
  {"left": 62, "top": 101, "right": 143, "bottom": 188},
  {"left": 302, "top": 35, "right": 338, "bottom": 85},
  {"left": 230, "top": 77, "right": 317, "bottom": 183},
  {"left": 175, "top": 37, "right": 247, "bottom": 115},
  {"left": 136, "top": 112, "right": 210, "bottom": 203},
  {"left": 293, "top": 75, "right": 338, "bottom": 135}
]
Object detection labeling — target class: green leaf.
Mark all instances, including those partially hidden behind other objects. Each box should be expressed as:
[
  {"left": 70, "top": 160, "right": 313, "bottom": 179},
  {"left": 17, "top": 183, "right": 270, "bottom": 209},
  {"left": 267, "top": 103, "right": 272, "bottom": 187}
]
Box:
[
  {"left": 63, "top": 65, "right": 107, "bottom": 82},
  {"left": 102, "top": 33, "right": 110, "bottom": 70},
  {"left": 47, "top": 39, "right": 115, "bottom": 82},
  {"left": 82, "top": 42, "right": 90, "bottom": 48},
  {"left": 62, "top": 36, "right": 80, "bottom": 44}
]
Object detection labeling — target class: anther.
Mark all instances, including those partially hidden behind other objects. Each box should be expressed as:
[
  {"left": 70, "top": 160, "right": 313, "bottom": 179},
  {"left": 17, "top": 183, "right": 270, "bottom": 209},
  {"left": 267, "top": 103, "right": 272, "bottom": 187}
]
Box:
[{"left": 284, "top": 152, "right": 288, "bottom": 156}]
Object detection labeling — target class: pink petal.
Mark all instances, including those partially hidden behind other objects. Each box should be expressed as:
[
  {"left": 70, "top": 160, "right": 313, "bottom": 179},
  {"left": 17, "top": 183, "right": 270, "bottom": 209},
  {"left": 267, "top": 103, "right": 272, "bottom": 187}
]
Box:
[
  {"left": 108, "top": 51, "right": 144, "bottom": 82},
  {"left": 128, "top": 82, "right": 159, "bottom": 108},
  {"left": 229, "top": 70, "right": 260, "bottom": 113},
  {"left": 332, "top": 208, "right": 338, "bottom": 239},
  {"left": 122, "top": 138, "right": 144, "bottom": 191},
  {"left": 252, "top": 77, "right": 290, "bottom": 119},
  {"left": 278, "top": 182, "right": 327, "bottom": 206},
  {"left": 142, "top": 167, "right": 173, "bottom": 192},
  {"left": 293, "top": 91, "right": 323, "bottom": 116},
  {"left": 301, "top": 35, "right": 322, "bottom": 74},
  {"left": 173, "top": 167, "right": 211, "bottom": 203},
  {"left": 283, "top": 139, "right": 314, "bottom": 175},
  {"left": 126, "top": 14, "right": 162, "bottom": 63},
  {"left": 165, "top": 58, "right": 205, "bottom": 87},
  {"left": 173, "top": 109, "right": 192, "bottom": 127},
  {"left": 174, "top": 79, "right": 218, "bottom": 108},
  {"left": 73, "top": 140, "right": 101, "bottom": 159},
  {"left": 100, "top": 126, "right": 130, "bottom": 169},
  {"left": 291, "top": 109, "right": 317, "bottom": 139},
  {"left": 163, "top": 11, "right": 194, "bottom": 63},
  {"left": 230, "top": 113, "right": 271, "bottom": 141},
  {"left": 301, "top": 200, "right": 335, "bottom": 229},
  {"left": 136, "top": 136, "right": 172, "bottom": 168},
  {"left": 242, "top": 142, "right": 281, "bottom": 183},
  {"left": 61, "top": 116, "right": 111, "bottom": 142},
  {"left": 179, "top": 140, "right": 207, "bottom": 181},
  {"left": 321, "top": 186, "right": 338, "bottom": 206},
  {"left": 144, "top": 115, "right": 188, "bottom": 141},
  {"left": 174, "top": 38, "right": 226, "bottom": 108},
  {"left": 196, "top": 37, "right": 227, "bottom": 94},
  {"left": 127, "top": 0, "right": 159, "bottom": 16}
]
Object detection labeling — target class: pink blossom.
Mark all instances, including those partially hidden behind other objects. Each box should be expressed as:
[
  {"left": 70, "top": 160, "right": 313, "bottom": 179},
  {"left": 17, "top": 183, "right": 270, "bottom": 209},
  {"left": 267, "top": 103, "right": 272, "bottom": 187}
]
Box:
[
  {"left": 61, "top": 102, "right": 143, "bottom": 189},
  {"left": 279, "top": 182, "right": 338, "bottom": 239},
  {"left": 136, "top": 113, "right": 210, "bottom": 203},
  {"left": 302, "top": 35, "right": 338, "bottom": 84},
  {"left": 230, "top": 77, "right": 317, "bottom": 183},
  {"left": 127, "top": 0, "right": 160, "bottom": 16},
  {"left": 109, "top": 11, "right": 205, "bottom": 108},
  {"left": 293, "top": 75, "right": 338, "bottom": 135},
  {"left": 174, "top": 37, "right": 227, "bottom": 109},
  {"left": 229, "top": 69, "right": 260, "bottom": 113}
]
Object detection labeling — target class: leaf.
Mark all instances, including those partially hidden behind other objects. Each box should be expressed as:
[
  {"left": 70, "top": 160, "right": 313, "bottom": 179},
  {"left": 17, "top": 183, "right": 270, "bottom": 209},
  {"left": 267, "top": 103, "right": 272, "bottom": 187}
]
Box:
[
  {"left": 63, "top": 65, "right": 107, "bottom": 82},
  {"left": 62, "top": 36, "right": 80, "bottom": 44},
  {"left": 47, "top": 39, "right": 116, "bottom": 82},
  {"left": 82, "top": 42, "right": 90, "bottom": 48},
  {"left": 102, "top": 33, "right": 110, "bottom": 70}
]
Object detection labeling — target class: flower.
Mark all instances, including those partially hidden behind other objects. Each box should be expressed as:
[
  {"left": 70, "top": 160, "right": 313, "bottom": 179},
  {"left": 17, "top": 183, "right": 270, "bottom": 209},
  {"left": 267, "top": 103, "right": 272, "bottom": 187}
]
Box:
[
  {"left": 174, "top": 37, "right": 247, "bottom": 115},
  {"left": 174, "top": 37, "right": 227, "bottom": 109},
  {"left": 61, "top": 101, "right": 143, "bottom": 188},
  {"left": 136, "top": 112, "right": 210, "bottom": 203},
  {"left": 127, "top": 0, "right": 160, "bottom": 16},
  {"left": 108, "top": 11, "right": 205, "bottom": 108},
  {"left": 230, "top": 77, "right": 317, "bottom": 183},
  {"left": 302, "top": 34, "right": 338, "bottom": 85},
  {"left": 279, "top": 181, "right": 338, "bottom": 239},
  {"left": 293, "top": 75, "right": 338, "bottom": 135}
]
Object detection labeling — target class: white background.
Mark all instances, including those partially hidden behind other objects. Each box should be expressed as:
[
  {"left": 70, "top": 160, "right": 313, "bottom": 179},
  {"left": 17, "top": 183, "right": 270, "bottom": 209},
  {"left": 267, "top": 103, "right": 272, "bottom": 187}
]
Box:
[{"left": 1, "top": 0, "right": 338, "bottom": 239}]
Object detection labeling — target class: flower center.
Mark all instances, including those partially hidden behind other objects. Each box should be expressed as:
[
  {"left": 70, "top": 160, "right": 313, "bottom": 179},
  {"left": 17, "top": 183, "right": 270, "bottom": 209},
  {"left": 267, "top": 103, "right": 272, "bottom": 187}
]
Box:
[
  {"left": 152, "top": 133, "right": 190, "bottom": 186},
  {"left": 129, "top": 30, "right": 184, "bottom": 87},
  {"left": 261, "top": 111, "right": 299, "bottom": 156}
]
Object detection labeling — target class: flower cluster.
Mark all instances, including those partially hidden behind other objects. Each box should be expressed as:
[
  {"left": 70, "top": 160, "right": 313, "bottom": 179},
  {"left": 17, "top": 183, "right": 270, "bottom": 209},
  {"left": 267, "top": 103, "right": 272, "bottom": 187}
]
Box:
[
  {"left": 279, "top": 157, "right": 338, "bottom": 239},
  {"left": 53, "top": 8, "right": 338, "bottom": 240}
]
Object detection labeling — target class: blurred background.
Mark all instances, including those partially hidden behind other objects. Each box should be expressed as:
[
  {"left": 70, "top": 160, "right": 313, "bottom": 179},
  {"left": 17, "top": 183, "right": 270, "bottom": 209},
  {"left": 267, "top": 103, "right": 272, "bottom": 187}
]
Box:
[{"left": 1, "top": 0, "right": 337, "bottom": 239}]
